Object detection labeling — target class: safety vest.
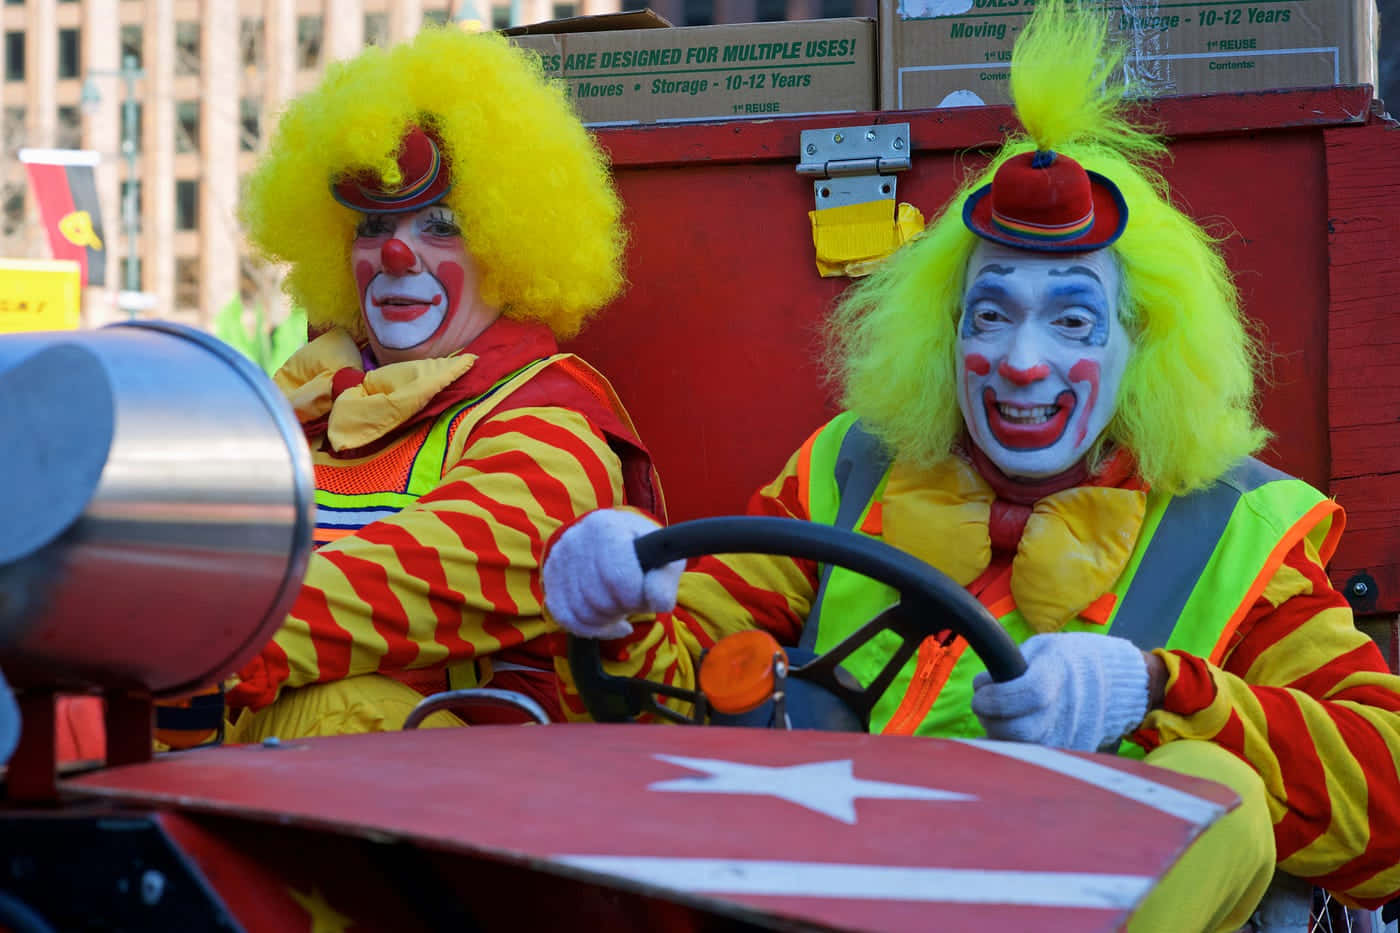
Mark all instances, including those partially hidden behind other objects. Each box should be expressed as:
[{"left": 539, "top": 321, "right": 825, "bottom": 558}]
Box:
[
  {"left": 798, "top": 412, "right": 1343, "bottom": 755},
  {"left": 313, "top": 356, "right": 555, "bottom": 546}
]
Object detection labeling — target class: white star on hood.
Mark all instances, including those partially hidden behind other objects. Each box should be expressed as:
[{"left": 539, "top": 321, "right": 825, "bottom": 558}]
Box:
[{"left": 649, "top": 755, "right": 975, "bottom": 824}]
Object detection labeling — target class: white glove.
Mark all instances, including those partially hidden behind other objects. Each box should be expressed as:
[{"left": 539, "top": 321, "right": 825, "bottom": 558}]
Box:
[
  {"left": 542, "top": 509, "right": 684, "bottom": 640},
  {"left": 970, "top": 632, "right": 1149, "bottom": 752}
]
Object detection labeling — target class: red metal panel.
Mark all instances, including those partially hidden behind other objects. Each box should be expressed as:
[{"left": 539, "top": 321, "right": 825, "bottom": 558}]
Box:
[
  {"left": 1325, "top": 116, "right": 1400, "bottom": 615},
  {"left": 66, "top": 726, "right": 1236, "bottom": 932},
  {"left": 596, "top": 86, "right": 1373, "bottom": 169},
  {"left": 569, "top": 98, "right": 1347, "bottom": 523}
]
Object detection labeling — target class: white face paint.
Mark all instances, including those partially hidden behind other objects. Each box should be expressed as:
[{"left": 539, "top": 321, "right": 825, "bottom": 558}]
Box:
[{"left": 955, "top": 241, "right": 1132, "bottom": 480}]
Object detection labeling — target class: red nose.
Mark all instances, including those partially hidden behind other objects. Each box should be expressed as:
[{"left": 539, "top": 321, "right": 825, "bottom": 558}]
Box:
[
  {"left": 381, "top": 238, "right": 416, "bottom": 277},
  {"left": 997, "top": 360, "right": 1051, "bottom": 386}
]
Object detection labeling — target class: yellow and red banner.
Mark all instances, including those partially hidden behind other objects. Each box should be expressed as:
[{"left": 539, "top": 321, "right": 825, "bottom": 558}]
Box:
[{"left": 18, "top": 148, "right": 107, "bottom": 287}]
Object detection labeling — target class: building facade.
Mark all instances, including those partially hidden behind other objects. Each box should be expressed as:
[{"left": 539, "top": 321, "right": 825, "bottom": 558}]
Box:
[{"left": 1, "top": 0, "right": 866, "bottom": 328}]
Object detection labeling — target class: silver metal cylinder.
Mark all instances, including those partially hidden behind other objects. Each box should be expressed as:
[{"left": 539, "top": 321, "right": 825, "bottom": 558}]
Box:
[{"left": 0, "top": 321, "right": 314, "bottom": 697}]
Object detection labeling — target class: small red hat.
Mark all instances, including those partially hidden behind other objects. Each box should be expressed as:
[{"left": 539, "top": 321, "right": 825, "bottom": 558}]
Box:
[
  {"left": 963, "top": 149, "right": 1127, "bottom": 252},
  {"left": 331, "top": 126, "right": 452, "bottom": 213}
]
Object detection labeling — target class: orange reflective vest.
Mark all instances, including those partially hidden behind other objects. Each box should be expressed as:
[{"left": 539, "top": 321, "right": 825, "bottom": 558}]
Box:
[{"left": 312, "top": 352, "right": 662, "bottom": 698}]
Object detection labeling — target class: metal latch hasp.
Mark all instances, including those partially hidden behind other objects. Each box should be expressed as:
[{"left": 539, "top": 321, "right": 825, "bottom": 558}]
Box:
[{"left": 796, "top": 123, "right": 912, "bottom": 211}]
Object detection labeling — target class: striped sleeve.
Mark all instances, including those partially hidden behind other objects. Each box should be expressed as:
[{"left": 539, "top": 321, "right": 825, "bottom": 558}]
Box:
[
  {"left": 555, "top": 448, "right": 818, "bottom": 721},
  {"left": 1135, "top": 537, "right": 1400, "bottom": 908},
  {"left": 228, "top": 406, "right": 625, "bottom": 710}
]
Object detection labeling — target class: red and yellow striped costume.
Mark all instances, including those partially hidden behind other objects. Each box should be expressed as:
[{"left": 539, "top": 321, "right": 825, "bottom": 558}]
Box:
[
  {"left": 558, "top": 445, "right": 1400, "bottom": 908},
  {"left": 230, "top": 318, "right": 660, "bottom": 725}
]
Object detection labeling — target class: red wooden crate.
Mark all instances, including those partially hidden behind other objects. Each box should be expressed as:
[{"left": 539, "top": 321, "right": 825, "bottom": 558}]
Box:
[{"left": 566, "top": 86, "right": 1400, "bottom": 617}]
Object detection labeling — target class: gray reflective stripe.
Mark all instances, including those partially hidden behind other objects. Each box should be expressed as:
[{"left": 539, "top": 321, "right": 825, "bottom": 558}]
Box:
[
  {"left": 802, "top": 419, "right": 892, "bottom": 652},
  {"left": 1110, "top": 457, "right": 1287, "bottom": 652}
]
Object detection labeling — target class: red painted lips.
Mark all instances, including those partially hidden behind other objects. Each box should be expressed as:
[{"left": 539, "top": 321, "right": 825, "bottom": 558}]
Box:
[
  {"left": 983, "top": 387, "right": 1077, "bottom": 450},
  {"left": 373, "top": 293, "right": 443, "bottom": 322}
]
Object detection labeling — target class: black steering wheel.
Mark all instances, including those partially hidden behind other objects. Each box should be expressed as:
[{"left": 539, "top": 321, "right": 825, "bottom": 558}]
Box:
[{"left": 568, "top": 516, "right": 1027, "bottom": 730}]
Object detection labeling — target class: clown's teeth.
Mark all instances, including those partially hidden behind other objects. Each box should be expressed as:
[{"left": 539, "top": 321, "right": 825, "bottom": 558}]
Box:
[{"left": 997, "top": 404, "right": 1057, "bottom": 425}]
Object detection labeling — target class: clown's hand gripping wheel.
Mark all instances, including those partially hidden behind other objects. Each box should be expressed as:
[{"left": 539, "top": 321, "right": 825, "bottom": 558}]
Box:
[{"left": 566, "top": 516, "right": 1027, "bottom": 730}]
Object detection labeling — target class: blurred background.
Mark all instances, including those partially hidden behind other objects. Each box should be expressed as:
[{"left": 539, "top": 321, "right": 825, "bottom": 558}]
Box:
[{"left": 0, "top": 0, "right": 1391, "bottom": 368}]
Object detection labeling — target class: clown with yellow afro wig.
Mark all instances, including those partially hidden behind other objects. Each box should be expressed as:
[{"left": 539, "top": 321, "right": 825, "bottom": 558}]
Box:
[
  {"left": 541, "top": 1, "right": 1400, "bottom": 925},
  {"left": 221, "top": 27, "right": 664, "bottom": 742}
]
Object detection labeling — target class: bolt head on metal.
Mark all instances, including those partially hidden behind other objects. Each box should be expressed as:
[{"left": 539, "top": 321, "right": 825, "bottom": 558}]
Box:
[
  {"left": 805, "top": 143, "right": 816, "bottom": 155},
  {"left": 140, "top": 870, "right": 166, "bottom": 906},
  {"left": 893, "top": 137, "right": 906, "bottom": 150},
  {"left": 833, "top": 133, "right": 844, "bottom": 143},
  {"left": 1351, "top": 580, "right": 1370, "bottom": 597},
  {"left": 262, "top": 736, "right": 282, "bottom": 747},
  {"left": 865, "top": 131, "right": 876, "bottom": 141}
]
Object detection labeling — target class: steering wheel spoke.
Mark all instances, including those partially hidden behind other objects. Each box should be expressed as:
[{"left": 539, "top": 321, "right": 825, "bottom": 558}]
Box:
[{"left": 789, "top": 603, "right": 925, "bottom": 723}]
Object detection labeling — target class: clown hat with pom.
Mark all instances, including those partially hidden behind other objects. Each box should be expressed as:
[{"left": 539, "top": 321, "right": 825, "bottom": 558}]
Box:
[{"left": 962, "top": 148, "right": 1127, "bottom": 253}]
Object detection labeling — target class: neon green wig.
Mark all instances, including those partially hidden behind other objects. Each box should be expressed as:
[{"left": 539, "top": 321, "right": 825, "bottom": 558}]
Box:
[
  {"left": 241, "top": 27, "right": 625, "bottom": 341},
  {"left": 827, "top": 0, "right": 1268, "bottom": 494}
]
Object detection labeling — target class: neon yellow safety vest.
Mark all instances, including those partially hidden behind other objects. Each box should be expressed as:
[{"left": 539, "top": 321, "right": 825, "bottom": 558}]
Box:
[{"left": 799, "top": 412, "right": 1342, "bottom": 755}]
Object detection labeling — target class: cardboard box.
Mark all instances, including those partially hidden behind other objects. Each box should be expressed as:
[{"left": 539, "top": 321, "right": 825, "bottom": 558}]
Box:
[
  {"left": 880, "top": 0, "right": 1380, "bottom": 111},
  {"left": 509, "top": 16, "right": 877, "bottom": 125}
]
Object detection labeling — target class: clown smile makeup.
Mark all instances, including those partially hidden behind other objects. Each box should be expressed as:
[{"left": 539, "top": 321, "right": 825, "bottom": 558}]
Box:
[
  {"left": 955, "top": 241, "right": 1131, "bottom": 480},
  {"left": 983, "top": 388, "right": 1076, "bottom": 449}
]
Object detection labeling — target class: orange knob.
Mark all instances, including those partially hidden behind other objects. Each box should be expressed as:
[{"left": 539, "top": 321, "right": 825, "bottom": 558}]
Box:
[{"left": 699, "top": 629, "right": 787, "bottom": 715}]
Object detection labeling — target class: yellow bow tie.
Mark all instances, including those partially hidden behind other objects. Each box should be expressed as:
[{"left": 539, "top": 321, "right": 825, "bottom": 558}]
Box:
[
  {"left": 881, "top": 456, "right": 1147, "bottom": 632},
  {"left": 273, "top": 329, "right": 476, "bottom": 451}
]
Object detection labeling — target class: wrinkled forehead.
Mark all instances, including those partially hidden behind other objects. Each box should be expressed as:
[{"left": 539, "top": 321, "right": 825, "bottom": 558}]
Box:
[{"left": 963, "top": 240, "right": 1123, "bottom": 303}]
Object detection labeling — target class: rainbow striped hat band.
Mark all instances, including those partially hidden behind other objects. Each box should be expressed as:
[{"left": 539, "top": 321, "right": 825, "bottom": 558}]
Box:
[
  {"left": 331, "top": 126, "right": 452, "bottom": 214},
  {"left": 963, "top": 149, "right": 1127, "bottom": 253}
]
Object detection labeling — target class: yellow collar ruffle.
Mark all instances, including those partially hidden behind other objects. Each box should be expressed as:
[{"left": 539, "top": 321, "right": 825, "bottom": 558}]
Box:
[
  {"left": 881, "top": 456, "right": 1147, "bottom": 632},
  {"left": 273, "top": 329, "right": 477, "bottom": 451}
]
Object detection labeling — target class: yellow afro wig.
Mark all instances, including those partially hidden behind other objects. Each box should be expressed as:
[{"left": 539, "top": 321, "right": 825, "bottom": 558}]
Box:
[
  {"left": 241, "top": 27, "right": 626, "bottom": 341},
  {"left": 827, "top": 0, "right": 1268, "bottom": 494}
]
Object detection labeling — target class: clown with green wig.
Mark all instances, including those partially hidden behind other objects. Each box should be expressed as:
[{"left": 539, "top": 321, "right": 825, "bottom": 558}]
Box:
[
  {"left": 220, "top": 27, "right": 662, "bottom": 740},
  {"left": 542, "top": 2, "right": 1400, "bottom": 926}
]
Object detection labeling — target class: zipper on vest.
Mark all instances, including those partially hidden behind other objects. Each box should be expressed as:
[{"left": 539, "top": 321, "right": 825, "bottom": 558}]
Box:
[{"left": 881, "top": 635, "right": 965, "bottom": 736}]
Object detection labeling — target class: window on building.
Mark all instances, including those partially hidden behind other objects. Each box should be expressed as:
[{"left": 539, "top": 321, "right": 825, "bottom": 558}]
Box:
[
  {"left": 121, "top": 100, "right": 143, "bottom": 154},
  {"left": 364, "top": 13, "right": 388, "bottom": 47},
  {"left": 683, "top": 0, "right": 713, "bottom": 26},
  {"left": 240, "top": 17, "right": 264, "bottom": 70},
  {"left": 240, "top": 98, "right": 260, "bottom": 152},
  {"left": 176, "top": 21, "right": 200, "bottom": 76},
  {"left": 175, "top": 100, "right": 199, "bottom": 154},
  {"left": 296, "top": 16, "right": 322, "bottom": 70},
  {"left": 2, "top": 183, "right": 24, "bottom": 237},
  {"left": 120, "top": 180, "right": 141, "bottom": 233},
  {"left": 6, "top": 32, "right": 25, "bottom": 82},
  {"left": 756, "top": 0, "right": 785, "bottom": 20},
  {"left": 175, "top": 179, "right": 198, "bottom": 231},
  {"left": 120, "top": 24, "right": 143, "bottom": 67},
  {"left": 422, "top": 9, "right": 450, "bottom": 27},
  {"left": 491, "top": 5, "right": 511, "bottom": 29},
  {"left": 58, "top": 28, "right": 81, "bottom": 79},
  {"left": 551, "top": 3, "right": 576, "bottom": 18},
  {"left": 175, "top": 256, "right": 199, "bottom": 308},
  {"left": 820, "top": 0, "right": 853, "bottom": 15},
  {"left": 56, "top": 105, "right": 80, "bottom": 149},
  {"left": 3, "top": 106, "right": 25, "bottom": 150}
]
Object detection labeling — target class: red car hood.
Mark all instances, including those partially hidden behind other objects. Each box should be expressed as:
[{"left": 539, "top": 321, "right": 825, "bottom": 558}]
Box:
[{"left": 64, "top": 724, "right": 1236, "bottom": 932}]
